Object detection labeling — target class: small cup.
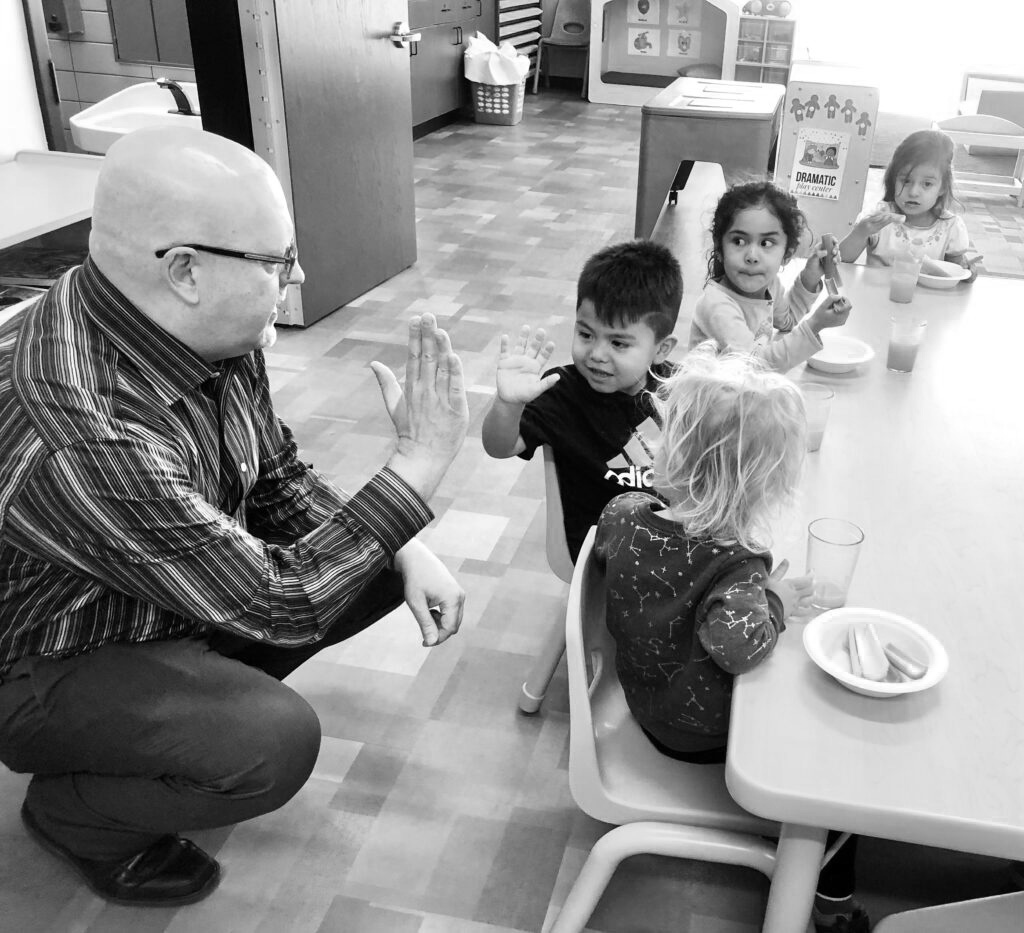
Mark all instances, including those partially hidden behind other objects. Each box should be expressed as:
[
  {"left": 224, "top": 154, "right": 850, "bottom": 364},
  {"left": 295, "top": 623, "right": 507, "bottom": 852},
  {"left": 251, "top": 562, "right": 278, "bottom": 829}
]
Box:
[
  {"left": 806, "top": 517, "right": 864, "bottom": 610},
  {"left": 886, "top": 316, "right": 927, "bottom": 373},
  {"left": 802, "top": 383, "right": 834, "bottom": 452},
  {"left": 889, "top": 250, "right": 923, "bottom": 303}
]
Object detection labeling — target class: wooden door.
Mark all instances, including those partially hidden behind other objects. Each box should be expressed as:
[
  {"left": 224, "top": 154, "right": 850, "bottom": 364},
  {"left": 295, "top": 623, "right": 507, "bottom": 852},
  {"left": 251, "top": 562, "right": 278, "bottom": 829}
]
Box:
[{"left": 274, "top": 0, "right": 416, "bottom": 324}]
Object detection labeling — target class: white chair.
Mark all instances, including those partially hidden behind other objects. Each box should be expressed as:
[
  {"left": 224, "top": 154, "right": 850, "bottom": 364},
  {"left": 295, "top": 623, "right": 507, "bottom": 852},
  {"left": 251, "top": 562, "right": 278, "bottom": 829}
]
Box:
[
  {"left": 873, "top": 891, "right": 1024, "bottom": 932},
  {"left": 518, "top": 445, "right": 573, "bottom": 714},
  {"left": 533, "top": 0, "right": 590, "bottom": 98},
  {"left": 932, "top": 114, "right": 1024, "bottom": 208},
  {"left": 549, "top": 526, "right": 780, "bottom": 932}
]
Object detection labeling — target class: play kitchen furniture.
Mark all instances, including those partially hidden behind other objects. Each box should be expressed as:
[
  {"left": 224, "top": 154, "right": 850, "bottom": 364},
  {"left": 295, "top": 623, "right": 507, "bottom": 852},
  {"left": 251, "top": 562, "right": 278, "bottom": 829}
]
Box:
[
  {"left": 735, "top": 12, "right": 796, "bottom": 86},
  {"left": 634, "top": 76, "right": 784, "bottom": 238},
  {"left": 776, "top": 60, "right": 879, "bottom": 248},
  {"left": 726, "top": 263, "right": 1024, "bottom": 932}
]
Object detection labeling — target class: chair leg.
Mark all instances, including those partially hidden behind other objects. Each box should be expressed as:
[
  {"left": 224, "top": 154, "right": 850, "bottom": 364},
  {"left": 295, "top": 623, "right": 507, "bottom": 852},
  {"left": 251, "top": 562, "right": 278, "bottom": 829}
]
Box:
[
  {"left": 533, "top": 43, "right": 543, "bottom": 94},
  {"left": 549, "top": 821, "right": 777, "bottom": 933},
  {"left": 518, "top": 618, "right": 567, "bottom": 713}
]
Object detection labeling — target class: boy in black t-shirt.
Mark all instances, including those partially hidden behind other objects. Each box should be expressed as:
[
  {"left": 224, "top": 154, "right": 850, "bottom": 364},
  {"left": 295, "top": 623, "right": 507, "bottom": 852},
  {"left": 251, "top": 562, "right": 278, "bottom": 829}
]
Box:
[{"left": 481, "top": 240, "right": 682, "bottom": 561}]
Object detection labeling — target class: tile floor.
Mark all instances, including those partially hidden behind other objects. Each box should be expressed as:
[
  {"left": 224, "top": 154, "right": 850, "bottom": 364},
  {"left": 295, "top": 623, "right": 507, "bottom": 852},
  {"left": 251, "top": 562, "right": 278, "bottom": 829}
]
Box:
[{"left": 0, "top": 88, "right": 1018, "bottom": 932}]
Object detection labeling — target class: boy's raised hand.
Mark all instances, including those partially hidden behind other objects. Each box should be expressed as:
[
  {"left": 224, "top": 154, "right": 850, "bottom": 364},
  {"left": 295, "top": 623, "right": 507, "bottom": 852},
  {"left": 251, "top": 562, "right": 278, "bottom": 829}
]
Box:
[{"left": 495, "top": 325, "right": 561, "bottom": 404}]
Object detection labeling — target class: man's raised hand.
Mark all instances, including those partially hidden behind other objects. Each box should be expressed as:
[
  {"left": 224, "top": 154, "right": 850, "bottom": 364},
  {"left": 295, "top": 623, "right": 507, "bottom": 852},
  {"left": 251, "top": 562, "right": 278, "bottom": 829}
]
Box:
[{"left": 371, "top": 313, "right": 469, "bottom": 501}]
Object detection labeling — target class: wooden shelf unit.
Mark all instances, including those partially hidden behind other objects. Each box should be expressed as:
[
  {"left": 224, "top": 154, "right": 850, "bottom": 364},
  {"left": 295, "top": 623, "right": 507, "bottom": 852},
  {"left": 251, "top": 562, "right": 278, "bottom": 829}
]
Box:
[{"left": 734, "top": 14, "right": 796, "bottom": 86}]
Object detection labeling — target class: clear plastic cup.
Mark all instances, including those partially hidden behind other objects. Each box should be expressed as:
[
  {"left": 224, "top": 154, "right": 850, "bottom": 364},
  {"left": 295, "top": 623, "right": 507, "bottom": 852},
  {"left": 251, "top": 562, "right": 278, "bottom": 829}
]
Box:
[
  {"left": 887, "top": 316, "right": 927, "bottom": 373},
  {"left": 802, "top": 383, "right": 834, "bottom": 452},
  {"left": 889, "top": 250, "right": 923, "bottom": 303},
  {"left": 806, "top": 518, "right": 864, "bottom": 610}
]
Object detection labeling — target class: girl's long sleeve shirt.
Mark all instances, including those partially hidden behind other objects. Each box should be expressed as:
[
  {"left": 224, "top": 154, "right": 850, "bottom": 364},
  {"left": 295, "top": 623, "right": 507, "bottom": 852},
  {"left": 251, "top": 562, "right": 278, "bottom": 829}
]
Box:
[{"left": 689, "top": 276, "right": 822, "bottom": 372}]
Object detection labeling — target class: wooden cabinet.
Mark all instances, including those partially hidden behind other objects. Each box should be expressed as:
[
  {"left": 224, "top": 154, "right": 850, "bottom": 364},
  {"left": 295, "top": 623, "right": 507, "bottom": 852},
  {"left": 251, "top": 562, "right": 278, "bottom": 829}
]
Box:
[
  {"left": 735, "top": 15, "right": 795, "bottom": 86},
  {"left": 409, "top": 0, "right": 495, "bottom": 134}
]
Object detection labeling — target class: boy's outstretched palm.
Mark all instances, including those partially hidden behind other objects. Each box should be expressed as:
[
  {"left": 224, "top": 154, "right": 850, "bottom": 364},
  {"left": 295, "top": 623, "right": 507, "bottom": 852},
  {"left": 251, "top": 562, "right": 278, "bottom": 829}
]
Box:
[{"left": 496, "top": 325, "right": 561, "bottom": 403}]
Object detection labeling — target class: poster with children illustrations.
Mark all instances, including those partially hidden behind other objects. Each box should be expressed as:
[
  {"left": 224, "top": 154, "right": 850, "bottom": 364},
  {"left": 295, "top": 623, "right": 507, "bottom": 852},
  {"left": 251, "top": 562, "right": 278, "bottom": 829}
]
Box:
[
  {"left": 667, "top": 30, "right": 701, "bottom": 58},
  {"left": 628, "top": 28, "right": 661, "bottom": 56},
  {"left": 790, "top": 127, "right": 849, "bottom": 202},
  {"left": 667, "top": 0, "right": 700, "bottom": 27},
  {"left": 776, "top": 65, "right": 879, "bottom": 247},
  {"left": 628, "top": 0, "right": 660, "bottom": 24}
]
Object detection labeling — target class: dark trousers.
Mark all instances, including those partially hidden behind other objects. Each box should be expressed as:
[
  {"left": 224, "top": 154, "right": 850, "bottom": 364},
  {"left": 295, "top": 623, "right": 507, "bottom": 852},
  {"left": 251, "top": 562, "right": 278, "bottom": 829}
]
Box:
[
  {"left": 643, "top": 727, "right": 859, "bottom": 899},
  {"left": 0, "top": 571, "right": 404, "bottom": 861}
]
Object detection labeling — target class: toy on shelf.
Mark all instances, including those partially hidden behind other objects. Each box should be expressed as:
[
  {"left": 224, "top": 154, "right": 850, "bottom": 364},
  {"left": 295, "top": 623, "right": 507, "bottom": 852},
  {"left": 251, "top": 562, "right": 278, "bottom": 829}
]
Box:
[{"left": 743, "top": 1, "right": 792, "bottom": 15}]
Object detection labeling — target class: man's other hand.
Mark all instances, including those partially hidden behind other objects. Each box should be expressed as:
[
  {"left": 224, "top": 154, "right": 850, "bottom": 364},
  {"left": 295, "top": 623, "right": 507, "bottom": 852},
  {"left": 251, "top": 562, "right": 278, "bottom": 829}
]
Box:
[{"left": 393, "top": 539, "right": 465, "bottom": 646}]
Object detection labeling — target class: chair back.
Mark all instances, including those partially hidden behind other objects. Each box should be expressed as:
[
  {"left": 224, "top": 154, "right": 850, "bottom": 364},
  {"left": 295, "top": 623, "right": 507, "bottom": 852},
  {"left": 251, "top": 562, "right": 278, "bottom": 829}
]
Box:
[
  {"left": 934, "top": 113, "right": 1024, "bottom": 137},
  {"left": 564, "top": 528, "right": 778, "bottom": 834},
  {"left": 872, "top": 892, "right": 1024, "bottom": 933},
  {"left": 542, "top": 445, "right": 574, "bottom": 584},
  {"left": 547, "top": 0, "right": 591, "bottom": 46}
]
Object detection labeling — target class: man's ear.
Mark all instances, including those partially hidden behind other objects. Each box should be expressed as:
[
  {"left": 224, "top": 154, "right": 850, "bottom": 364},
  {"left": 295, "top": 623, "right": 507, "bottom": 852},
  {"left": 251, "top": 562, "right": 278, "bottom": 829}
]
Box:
[
  {"left": 163, "top": 249, "right": 201, "bottom": 306},
  {"left": 654, "top": 334, "right": 678, "bottom": 363}
]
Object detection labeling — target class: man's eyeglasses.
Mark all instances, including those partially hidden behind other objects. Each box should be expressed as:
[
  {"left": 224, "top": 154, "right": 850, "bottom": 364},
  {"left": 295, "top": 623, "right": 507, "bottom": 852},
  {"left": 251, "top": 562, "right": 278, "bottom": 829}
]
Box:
[{"left": 154, "top": 242, "right": 298, "bottom": 277}]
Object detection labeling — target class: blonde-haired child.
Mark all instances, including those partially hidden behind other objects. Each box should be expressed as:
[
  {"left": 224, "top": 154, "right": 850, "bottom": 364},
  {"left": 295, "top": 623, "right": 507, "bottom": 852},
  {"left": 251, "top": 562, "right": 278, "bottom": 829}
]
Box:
[
  {"left": 594, "top": 349, "right": 866, "bottom": 933},
  {"left": 839, "top": 129, "right": 977, "bottom": 281}
]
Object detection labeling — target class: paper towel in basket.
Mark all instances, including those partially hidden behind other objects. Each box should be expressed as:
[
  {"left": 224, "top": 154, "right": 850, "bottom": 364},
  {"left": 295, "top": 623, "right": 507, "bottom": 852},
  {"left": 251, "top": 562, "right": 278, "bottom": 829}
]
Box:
[{"left": 464, "top": 33, "right": 529, "bottom": 85}]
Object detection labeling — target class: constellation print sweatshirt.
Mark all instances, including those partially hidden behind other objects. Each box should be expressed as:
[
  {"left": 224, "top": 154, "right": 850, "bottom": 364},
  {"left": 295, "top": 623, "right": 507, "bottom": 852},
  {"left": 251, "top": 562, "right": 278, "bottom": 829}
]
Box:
[{"left": 595, "top": 492, "right": 784, "bottom": 753}]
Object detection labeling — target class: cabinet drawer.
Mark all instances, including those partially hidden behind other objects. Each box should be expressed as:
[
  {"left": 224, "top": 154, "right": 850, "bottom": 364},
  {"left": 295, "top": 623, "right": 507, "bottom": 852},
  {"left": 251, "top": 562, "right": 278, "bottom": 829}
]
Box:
[
  {"left": 409, "top": 0, "right": 434, "bottom": 29},
  {"left": 434, "top": 0, "right": 459, "bottom": 24},
  {"left": 408, "top": 0, "right": 468, "bottom": 27}
]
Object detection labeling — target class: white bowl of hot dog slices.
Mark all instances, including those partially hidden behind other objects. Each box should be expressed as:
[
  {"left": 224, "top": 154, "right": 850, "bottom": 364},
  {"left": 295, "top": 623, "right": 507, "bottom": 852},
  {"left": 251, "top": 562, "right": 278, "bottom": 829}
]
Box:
[{"left": 803, "top": 608, "right": 949, "bottom": 698}]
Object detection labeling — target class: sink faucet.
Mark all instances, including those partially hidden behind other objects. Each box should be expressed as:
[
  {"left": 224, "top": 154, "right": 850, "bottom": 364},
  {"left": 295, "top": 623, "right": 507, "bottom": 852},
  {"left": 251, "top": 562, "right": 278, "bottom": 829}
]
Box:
[{"left": 156, "top": 77, "right": 199, "bottom": 117}]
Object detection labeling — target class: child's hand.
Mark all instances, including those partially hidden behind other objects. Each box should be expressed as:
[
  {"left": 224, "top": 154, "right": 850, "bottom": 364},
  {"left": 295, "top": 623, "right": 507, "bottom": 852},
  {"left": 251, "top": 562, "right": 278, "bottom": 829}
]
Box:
[
  {"left": 767, "top": 559, "right": 814, "bottom": 620},
  {"left": 495, "top": 326, "right": 560, "bottom": 404},
  {"left": 947, "top": 251, "right": 983, "bottom": 284},
  {"left": 858, "top": 208, "right": 905, "bottom": 236},
  {"left": 808, "top": 295, "right": 851, "bottom": 334},
  {"left": 799, "top": 236, "right": 843, "bottom": 290}
]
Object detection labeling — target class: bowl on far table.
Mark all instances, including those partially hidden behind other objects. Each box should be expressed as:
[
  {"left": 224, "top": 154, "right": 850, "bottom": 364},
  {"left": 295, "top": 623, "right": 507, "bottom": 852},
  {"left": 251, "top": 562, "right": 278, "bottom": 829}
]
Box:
[
  {"left": 918, "top": 258, "right": 971, "bottom": 289},
  {"left": 806, "top": 333, "right": 875, "bottom": 375},
  {"left": 803, "top": 607, "right": 949, "bottom": 698}
]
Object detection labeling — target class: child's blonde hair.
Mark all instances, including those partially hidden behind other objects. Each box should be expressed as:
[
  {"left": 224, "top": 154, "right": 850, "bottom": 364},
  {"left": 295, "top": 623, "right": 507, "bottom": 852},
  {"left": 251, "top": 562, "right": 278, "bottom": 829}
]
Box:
[{"left": 651, "top": 347, "right": 806, "bottom": 551}]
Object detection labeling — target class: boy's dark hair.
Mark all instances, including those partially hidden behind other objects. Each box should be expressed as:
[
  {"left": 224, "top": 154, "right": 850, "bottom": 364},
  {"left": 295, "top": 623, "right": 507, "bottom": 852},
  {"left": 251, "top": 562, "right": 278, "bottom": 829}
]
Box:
[
  {"left": 707, "top": 181, "right": 807, "bottom": 284},
  {"left": 576, "top": 240, "right": 682, "bottom": 341},
  {"left": 883, "top": 129, "right": 957, "bottom": 217}
]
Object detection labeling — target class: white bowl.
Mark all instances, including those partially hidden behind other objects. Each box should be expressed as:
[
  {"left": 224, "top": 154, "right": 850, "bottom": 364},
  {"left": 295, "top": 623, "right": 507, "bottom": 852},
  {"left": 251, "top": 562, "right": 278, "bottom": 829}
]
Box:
[
  {"left": 918, "top": 259, "right": 970, "bottom": 290},
  {"left": 802, "top": 607, "right": 949, "bottom": 698},
  {"left": 806, "top": 334, "right": 875, "bottom": 374}
]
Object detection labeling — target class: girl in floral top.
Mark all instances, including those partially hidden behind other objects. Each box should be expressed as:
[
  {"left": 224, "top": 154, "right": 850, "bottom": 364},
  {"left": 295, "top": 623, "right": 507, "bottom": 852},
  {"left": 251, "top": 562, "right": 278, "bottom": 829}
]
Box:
[{"left": 839, "top": 130, "right": 977, "bottom": 280}]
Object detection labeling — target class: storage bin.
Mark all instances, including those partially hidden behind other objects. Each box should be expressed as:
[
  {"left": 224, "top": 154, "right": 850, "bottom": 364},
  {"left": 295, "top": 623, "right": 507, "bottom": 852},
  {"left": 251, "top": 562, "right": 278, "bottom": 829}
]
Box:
[{"left": 470, "top": 76, "right": 527, "bottom": 125}]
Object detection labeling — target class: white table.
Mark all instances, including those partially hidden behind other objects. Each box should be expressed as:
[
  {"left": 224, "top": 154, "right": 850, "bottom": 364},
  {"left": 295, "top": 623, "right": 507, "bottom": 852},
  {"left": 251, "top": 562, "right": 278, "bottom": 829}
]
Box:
[
  {"left": 0, "top": 151, "right": 103, "bottom": 251},
  {"left": 725, "top": 264, "right": 1024, "bottom": 932}
]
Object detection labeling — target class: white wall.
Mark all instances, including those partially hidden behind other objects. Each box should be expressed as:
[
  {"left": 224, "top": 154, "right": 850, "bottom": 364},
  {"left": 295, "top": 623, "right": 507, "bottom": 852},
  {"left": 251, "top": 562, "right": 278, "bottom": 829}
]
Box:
[
  {"left": 797, "top": 1, "right": 1019, "bottom": 117},
  {"left": 1, "top": 0, "right": 47, "bottom": 160}
]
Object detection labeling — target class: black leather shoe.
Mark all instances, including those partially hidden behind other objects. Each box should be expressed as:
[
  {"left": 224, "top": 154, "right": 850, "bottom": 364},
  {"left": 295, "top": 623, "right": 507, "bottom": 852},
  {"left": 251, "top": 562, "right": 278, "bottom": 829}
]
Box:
[{"left": 21, "top": 803, "right": 220, "bottom": 906}]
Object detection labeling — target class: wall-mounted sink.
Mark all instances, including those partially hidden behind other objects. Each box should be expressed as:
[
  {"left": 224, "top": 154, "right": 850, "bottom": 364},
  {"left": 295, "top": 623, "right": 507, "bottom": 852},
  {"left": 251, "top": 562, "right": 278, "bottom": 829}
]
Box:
[{"left": 70, "top": 80, "right": 201, "bottom": 155}]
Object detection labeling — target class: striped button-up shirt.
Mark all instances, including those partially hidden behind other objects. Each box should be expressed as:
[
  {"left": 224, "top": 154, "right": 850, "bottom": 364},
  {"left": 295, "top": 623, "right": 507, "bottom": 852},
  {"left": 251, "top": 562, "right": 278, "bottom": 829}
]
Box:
[{"left": 0, "top": 258, "right": 432, "bottom": 675}]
